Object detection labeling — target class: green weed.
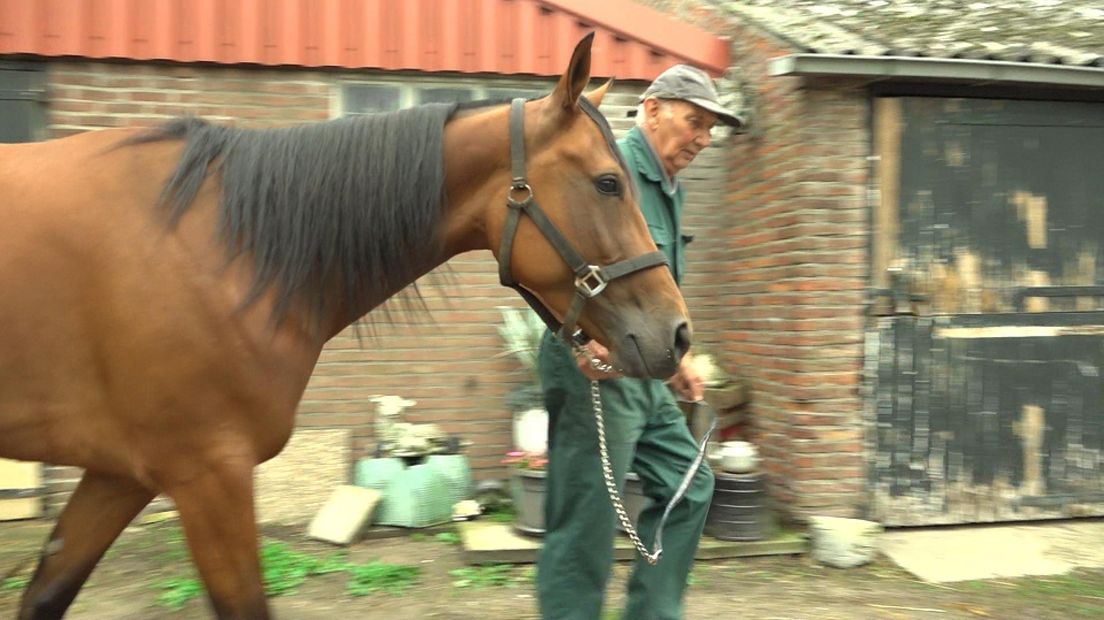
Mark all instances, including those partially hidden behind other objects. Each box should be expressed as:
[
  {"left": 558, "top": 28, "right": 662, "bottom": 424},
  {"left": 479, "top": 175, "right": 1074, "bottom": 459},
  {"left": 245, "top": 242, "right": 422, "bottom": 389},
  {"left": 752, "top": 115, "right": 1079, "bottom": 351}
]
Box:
[
  {"left": 1, "top": 576, "right": 29, "bottom": 591},
  {"left": 260, "top": 540, "right": 346, "bottom": 596},
  {"left": 156, "top": 576, "right": 204, "bottom": 610},
  {"left": 346, "top": 561, "right": 420, "bottom": 596},
  {"left": 449, "top": 564, "right": 528, "bottom": 589},
  {"left": 434, "top": 531, "right": 461, "bottom": 546},
  {"left": 153, "top": 538, "right": 411, "bottom": 608},
  {"left": 481, "top": 504, "right": 516, "bottom": 523}
]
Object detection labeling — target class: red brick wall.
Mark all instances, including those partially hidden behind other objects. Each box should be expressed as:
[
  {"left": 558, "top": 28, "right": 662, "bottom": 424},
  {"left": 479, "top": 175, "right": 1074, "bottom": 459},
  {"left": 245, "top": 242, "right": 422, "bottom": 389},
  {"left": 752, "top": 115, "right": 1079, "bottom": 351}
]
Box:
[
  {"left": 721, "top": 25, "right": 870, "bottom": 519},
  {"left": 632, "top": 0, "right": 874, "bottom": 520},
  {"left": 46, "top": 62, "right": 331, "bottom": 136}
]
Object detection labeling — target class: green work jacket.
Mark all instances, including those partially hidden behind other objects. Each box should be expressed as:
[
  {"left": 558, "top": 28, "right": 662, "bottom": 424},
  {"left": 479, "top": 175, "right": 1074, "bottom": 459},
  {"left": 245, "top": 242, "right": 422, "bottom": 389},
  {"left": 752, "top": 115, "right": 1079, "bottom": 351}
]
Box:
[{"left": 618, "top": 126, "right": 691, "bottom": 285}]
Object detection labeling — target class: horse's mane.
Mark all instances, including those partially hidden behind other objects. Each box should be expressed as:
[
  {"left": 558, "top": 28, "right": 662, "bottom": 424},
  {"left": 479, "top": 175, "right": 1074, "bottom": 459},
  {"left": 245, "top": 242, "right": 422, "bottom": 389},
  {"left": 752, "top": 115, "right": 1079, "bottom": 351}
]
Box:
[{"left": 124, "top": 103, "right": 459, "bottom": 329}]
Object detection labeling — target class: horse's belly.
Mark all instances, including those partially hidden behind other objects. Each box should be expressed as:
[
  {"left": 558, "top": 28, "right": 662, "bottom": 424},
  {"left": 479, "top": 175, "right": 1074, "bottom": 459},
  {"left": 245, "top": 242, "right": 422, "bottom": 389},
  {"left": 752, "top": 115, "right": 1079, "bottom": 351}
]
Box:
[{"left": 0, "top": 191, "right": 112, "bottom": 465}]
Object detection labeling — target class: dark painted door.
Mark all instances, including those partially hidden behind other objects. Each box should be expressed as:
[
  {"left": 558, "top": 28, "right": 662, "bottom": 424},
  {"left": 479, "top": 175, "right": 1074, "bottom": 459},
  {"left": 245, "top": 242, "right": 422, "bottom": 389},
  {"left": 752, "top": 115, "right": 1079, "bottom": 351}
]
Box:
[{"left": 869, "top": 97, "right": 1104, "bottom": 525}]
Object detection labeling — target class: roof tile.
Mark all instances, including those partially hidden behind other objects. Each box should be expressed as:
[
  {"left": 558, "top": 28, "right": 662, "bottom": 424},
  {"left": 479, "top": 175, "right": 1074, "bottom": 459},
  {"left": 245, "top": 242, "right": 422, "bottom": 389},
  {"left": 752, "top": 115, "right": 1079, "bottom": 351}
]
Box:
[{"left": 719, "top": 0, "right": 1104, "bottom": 67}]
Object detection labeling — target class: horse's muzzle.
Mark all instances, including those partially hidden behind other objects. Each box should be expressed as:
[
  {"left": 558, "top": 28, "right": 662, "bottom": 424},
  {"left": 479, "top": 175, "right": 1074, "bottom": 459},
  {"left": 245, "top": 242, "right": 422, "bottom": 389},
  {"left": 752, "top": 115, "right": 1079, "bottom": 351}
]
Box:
[{"left": 614, "top": 318, "right": 691, "bottom": 380}]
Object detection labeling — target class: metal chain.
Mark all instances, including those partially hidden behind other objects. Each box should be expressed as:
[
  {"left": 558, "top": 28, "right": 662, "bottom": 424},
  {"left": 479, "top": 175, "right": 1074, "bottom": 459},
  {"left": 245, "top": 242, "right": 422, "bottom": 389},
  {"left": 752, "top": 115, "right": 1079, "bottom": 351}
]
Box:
[
  {"left": 589, "top": 377, "right": 662, "bottom": 564},
  {"left": 574, "top": 344, "right": 660, "bottom": 564},
  {"left": 573, "top": 344, "right": 716, "bottom": 567}
]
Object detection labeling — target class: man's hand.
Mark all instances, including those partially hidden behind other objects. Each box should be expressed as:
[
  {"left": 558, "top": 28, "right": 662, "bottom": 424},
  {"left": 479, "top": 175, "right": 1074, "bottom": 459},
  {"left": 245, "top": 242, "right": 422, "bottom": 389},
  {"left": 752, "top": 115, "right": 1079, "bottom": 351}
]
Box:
[
  {"left": 668, "top": 353, "right": 705, "bottom": 401},
  {"left": 575, "top": 340, "right": 623, "bottom": 381}
]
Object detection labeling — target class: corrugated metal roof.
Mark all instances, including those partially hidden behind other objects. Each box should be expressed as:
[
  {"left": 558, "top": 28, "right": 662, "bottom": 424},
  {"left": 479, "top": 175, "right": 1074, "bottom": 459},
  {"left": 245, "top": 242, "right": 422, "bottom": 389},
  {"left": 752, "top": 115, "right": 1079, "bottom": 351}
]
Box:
[
  {"left": 0, "top": 0, "right": 731, "bottom": 80},
  {"left": 716, "top": 0, "right": 1104, "bottom": 67}
]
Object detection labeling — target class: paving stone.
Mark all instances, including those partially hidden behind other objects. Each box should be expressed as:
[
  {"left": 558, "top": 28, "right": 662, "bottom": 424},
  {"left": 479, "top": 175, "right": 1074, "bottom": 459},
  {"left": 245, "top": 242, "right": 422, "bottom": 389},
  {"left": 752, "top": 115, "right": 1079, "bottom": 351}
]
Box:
[{"left": 307, "top": 485, "right": 382, "bottom": 545}]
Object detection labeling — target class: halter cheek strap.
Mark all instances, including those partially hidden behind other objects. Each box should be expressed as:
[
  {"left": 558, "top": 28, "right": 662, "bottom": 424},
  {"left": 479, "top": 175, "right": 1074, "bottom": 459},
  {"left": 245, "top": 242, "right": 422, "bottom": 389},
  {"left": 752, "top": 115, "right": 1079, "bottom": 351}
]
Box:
[{"left": 497, "top": 97, "right": 668, "bottom": 346}]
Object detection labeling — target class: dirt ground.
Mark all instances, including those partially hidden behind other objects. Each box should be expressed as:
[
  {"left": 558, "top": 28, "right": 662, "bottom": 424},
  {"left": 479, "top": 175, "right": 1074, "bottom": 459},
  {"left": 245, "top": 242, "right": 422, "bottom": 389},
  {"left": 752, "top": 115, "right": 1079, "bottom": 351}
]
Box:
[{"left": 2, "top": 519, "right": 1102, "bottom": 619}]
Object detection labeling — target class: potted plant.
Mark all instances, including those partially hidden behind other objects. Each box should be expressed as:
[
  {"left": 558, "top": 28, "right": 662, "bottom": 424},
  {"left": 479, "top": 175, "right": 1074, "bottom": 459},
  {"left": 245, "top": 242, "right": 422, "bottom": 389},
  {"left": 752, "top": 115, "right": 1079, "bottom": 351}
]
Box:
[
  {"left": 496, "top": 307, "right": 548, "bottom": 454},
  {"left": 502, "top": 450, "right": 547, "bottom": 535}
]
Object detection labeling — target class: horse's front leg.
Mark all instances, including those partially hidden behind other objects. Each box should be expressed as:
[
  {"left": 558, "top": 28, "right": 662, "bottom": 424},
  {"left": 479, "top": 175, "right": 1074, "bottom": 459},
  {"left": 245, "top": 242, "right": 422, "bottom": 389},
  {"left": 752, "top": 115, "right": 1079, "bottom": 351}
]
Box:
[
  {"left": 19, "top": 471, "right": 155, "bottom": 620},
  {"left": 165, "top": 456, "right": 269, "bottom": 619}
]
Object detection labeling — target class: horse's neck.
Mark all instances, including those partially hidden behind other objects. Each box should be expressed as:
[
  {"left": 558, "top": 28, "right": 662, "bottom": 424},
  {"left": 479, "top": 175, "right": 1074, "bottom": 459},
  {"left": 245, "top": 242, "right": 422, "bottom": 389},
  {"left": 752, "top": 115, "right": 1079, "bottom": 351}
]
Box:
[
  {"left": 439, "top": 106, "right": 512, "bottom": 256},
  {"left": 303, "top": 106, "right": 511, "bottom": 343}
]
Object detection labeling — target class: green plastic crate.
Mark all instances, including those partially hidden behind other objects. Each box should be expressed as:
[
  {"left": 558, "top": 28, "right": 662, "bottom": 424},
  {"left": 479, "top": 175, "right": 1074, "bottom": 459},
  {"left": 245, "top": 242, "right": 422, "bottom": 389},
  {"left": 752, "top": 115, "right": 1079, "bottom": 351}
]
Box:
[
  {"left": 354, "top": 457, "right": 454, "bottom": 528},
  {"left": 425, "top": 454, "right": 472, "bottom": 506}
]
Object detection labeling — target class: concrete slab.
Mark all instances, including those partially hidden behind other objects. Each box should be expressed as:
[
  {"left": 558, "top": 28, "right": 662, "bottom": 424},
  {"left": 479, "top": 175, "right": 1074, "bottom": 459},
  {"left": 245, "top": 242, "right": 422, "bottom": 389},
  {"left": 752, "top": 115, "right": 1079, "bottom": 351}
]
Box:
[
  {"left": 881, "top": 519, "right": 1104, "bottom": 583},
  {"left": 307, "top": 485, "right": 381, "bottom": 546},
  {"left": 458, "top": 520, "right": 807, "bottom": 565}
]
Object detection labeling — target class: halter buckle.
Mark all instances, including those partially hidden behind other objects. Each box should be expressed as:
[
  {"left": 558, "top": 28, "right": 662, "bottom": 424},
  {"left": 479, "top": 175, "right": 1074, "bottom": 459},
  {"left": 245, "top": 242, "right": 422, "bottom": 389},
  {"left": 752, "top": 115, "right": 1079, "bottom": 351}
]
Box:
[{"left": 575, "top": 265, "right": 608, "bottom": 298}]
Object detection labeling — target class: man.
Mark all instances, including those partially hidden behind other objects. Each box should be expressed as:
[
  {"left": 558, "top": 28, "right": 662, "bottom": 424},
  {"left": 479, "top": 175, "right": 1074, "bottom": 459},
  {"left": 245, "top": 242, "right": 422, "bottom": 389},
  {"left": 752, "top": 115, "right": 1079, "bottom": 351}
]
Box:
[{"left": 537, "top": 65, "right": 742, "bottom": 620}]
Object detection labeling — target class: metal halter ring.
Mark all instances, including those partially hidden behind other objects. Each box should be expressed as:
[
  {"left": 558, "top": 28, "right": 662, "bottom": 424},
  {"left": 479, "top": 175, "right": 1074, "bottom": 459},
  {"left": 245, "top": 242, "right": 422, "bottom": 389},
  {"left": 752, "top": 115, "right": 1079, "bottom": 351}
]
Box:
[
  {"left": 507, "top": 182, "right": 533, "bottom": 207},
  {"left": 575, "top": 265, "right": 608, "bottom": 298}
]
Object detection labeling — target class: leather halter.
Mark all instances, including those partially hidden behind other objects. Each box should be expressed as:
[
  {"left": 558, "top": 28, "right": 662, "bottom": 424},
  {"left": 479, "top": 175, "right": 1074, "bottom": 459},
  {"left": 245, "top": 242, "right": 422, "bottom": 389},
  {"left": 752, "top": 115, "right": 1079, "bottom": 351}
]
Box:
[{"left": 497, "top": 97, "right": 669, "bottom": 347}]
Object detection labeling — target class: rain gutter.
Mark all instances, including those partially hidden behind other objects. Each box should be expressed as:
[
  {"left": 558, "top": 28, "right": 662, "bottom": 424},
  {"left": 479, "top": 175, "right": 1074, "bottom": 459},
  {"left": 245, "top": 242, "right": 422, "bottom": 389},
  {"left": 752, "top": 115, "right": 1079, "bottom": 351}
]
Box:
[{"left": 769, "top": 54, "right": 1104, "bottom": 90}]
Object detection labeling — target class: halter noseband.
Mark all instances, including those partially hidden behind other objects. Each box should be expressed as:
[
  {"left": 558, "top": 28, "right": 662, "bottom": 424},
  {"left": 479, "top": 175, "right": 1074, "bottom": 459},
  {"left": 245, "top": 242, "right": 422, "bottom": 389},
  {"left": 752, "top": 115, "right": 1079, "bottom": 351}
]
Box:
[{"left": 497, "top": 97, "right": 669, "bottom": 347}]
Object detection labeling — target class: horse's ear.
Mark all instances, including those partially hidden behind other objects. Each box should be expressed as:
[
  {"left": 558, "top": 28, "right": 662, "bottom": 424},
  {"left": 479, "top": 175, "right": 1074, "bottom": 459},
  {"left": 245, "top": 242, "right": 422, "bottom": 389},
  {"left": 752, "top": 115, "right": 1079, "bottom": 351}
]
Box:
[
  {"left": 552, "top": 32, "right": 594, "bottom": 111},
  {"left": 584, "top": 77, "right": 614, "bottom": 108}
]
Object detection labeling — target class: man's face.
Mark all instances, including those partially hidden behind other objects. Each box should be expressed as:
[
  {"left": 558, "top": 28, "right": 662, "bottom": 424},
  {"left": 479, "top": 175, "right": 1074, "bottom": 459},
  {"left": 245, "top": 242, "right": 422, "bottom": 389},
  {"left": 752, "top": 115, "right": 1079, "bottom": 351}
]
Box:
[{"left": 645, "top": 99, "right": 719, "bottom": 176}]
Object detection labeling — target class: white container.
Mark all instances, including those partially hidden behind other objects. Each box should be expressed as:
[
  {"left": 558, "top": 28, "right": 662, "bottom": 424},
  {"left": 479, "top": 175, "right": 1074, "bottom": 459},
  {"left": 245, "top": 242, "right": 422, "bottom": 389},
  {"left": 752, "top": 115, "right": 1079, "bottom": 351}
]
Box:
[
  {"left": 512, "top": 407, "right": 548, "bottom": 454},
  {"left": 719, "top": 441, "right": 759, "bottom": 473}
]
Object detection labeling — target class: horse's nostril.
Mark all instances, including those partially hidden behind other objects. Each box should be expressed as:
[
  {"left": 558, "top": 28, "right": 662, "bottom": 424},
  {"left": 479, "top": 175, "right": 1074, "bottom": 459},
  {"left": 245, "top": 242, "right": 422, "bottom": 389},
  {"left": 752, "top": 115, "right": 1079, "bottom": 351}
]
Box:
[{"left": 673, "top": 321, "right": 692, "bottom": 361}]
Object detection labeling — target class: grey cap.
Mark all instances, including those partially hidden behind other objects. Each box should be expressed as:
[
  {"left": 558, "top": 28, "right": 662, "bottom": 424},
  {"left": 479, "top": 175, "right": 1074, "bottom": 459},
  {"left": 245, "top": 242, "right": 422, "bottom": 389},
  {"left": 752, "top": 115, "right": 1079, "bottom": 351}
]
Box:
[{"left": 638, "top": 64, "right": 741, "bottom": 128}]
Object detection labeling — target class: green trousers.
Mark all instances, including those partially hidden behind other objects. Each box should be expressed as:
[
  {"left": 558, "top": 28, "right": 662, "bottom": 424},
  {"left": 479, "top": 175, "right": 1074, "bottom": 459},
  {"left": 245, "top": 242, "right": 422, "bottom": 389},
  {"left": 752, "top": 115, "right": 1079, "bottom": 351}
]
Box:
[{"left": 536, "top": 333, "right": 715, "bottom": 620}]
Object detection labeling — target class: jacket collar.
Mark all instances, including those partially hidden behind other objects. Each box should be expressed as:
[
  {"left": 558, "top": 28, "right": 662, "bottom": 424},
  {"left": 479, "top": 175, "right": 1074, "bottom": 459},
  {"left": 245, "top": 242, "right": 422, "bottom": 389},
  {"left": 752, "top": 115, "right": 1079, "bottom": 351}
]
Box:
[{"left": 625, "top": 127, "right": 679, "bottom": 197}]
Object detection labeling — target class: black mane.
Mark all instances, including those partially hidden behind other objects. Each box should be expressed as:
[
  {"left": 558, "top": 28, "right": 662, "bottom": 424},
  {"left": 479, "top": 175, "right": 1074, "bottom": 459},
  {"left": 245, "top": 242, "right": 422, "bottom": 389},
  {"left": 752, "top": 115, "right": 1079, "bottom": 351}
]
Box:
[{"left": 125, "top": 103, "right": 459, "bottom": 329}]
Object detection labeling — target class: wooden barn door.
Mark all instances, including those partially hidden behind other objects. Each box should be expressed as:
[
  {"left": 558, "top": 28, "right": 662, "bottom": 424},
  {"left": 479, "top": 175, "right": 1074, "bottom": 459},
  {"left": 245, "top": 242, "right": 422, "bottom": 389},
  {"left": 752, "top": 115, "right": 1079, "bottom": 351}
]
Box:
[{"left": 869, "top": 96, "right": 1104, "bottom": 525}]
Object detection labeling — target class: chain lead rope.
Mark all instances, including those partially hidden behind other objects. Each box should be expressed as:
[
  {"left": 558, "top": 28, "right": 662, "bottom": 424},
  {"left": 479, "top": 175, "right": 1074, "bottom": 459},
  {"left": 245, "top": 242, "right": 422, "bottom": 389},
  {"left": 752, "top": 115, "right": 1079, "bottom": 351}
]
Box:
[{"left": 574, "top": 346, "right": 716, "bottom": 566}]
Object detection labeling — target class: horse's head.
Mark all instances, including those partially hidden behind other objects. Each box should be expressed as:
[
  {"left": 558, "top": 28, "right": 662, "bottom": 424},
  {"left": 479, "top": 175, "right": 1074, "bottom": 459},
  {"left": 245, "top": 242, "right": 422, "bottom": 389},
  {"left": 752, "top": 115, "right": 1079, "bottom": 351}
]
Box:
[{"left": 483, "top": 34, "right": 692, "bottom": 380}]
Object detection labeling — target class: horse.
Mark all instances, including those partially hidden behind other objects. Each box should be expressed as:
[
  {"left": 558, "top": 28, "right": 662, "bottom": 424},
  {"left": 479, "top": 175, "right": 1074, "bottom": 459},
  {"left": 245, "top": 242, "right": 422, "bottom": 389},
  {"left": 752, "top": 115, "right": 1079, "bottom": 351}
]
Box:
[{"left": 0, "top": 33, "right": 691, "bottom": 619}]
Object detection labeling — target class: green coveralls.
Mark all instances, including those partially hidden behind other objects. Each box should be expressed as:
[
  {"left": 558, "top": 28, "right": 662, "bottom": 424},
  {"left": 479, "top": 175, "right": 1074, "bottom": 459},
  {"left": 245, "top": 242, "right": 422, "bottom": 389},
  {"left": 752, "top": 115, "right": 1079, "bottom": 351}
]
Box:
[{"left": 536, "top": 126, "right": 716, "bottom": 620}]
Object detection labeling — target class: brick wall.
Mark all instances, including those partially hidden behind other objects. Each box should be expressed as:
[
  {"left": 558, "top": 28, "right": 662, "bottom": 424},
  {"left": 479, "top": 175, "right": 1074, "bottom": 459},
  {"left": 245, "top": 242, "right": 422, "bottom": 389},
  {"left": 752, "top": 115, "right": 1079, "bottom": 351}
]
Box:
[
  {"left": 46, "top": 62, "right": 332, "bottom": 136},
  {"left": 720, "top": 24, "right": 870, "bottom": 519},
  {"left": 630, "top": 0, "right": 874, "bottom": 520}
]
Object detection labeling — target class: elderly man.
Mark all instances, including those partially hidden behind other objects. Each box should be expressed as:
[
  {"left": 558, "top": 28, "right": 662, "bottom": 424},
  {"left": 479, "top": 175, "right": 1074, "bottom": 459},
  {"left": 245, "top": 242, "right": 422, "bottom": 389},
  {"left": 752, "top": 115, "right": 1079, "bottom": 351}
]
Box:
[{"left": 536, "top": 65, "right": 742, "bottom": 620}]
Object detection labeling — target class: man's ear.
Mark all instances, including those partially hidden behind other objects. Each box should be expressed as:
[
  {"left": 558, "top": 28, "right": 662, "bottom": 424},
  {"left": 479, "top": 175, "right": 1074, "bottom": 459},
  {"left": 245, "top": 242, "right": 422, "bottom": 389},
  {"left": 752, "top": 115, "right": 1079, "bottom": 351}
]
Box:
[{"left": 642, "top": 98, "right": 660, "bottom": 126}]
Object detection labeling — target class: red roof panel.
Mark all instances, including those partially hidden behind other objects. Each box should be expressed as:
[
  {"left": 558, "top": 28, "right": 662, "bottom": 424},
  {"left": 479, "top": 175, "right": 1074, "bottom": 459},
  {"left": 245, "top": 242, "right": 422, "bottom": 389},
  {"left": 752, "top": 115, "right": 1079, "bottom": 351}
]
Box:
[{"left": 0, "top": 0, "right": 730, "bottom": 80}]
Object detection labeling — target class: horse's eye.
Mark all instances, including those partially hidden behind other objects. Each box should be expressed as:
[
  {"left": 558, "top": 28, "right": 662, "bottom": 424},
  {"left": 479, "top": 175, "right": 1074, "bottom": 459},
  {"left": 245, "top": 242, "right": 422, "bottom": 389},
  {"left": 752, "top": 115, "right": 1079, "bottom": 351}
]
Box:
[{"left": 595, "top": 175, "right": 621, "bottom": 196}]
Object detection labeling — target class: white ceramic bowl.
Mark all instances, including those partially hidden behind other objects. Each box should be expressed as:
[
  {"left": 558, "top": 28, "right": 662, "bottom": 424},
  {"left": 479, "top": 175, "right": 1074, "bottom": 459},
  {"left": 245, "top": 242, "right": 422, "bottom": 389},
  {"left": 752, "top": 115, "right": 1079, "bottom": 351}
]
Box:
[{"left": 719, "top": 441, "right": 759, "bottom": 473}]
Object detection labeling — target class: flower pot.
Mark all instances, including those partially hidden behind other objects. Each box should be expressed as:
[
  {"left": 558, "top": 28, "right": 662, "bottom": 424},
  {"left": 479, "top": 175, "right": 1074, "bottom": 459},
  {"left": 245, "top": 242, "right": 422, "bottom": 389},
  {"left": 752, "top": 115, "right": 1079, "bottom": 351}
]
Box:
[{"left": 509, "top": 468, "right": 546, "bottom": 536}]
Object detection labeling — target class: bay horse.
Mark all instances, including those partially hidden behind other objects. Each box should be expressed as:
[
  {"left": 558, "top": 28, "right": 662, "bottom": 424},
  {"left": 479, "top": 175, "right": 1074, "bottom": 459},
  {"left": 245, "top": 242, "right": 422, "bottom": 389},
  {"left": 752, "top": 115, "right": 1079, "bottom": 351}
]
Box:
[{"left": 0, "top": 34, "right": 690, "bottom": 618}]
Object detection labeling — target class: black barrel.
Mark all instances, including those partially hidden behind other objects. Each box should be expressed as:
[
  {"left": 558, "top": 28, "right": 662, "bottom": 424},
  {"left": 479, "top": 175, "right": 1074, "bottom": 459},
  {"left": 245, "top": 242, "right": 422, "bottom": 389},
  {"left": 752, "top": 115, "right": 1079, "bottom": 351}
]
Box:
[{"left": 704, "top": 471, "right": 769, "bottom": 541}]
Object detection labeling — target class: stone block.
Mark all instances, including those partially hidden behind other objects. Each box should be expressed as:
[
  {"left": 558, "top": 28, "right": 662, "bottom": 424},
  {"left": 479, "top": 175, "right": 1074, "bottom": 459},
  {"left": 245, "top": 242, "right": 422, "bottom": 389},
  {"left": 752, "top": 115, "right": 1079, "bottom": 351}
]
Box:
[
  {"left": 809, "top": 515, "right": 882, "bottom": 568},
  {"left": 307, "top": 485, "right": 382, "bottom": 545}
]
